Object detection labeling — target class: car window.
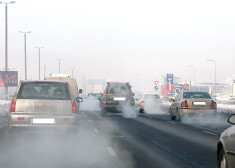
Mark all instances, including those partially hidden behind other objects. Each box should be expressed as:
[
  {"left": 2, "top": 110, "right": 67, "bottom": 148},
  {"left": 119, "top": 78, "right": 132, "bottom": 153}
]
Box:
[
  {"left": 108, "top": 85, "right": 129, "bottom": 95},
  {"left": 183, "top": 92, "right": 211, "bottom": 99},
  {"left": 17, "top": 82, "right": 71, "bottom": 100}
]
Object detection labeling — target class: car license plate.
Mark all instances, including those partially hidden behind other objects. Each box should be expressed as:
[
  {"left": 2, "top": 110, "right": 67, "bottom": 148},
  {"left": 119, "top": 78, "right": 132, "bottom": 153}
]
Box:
[
  {"left": 114, "top": 97, "right": 126, "bottom": 101},
  {"left": 193, "top": 102, "right": 206, "bottom": 105},
  {"left": 32, "top": 118, "right": 55, "bottom": 124}
]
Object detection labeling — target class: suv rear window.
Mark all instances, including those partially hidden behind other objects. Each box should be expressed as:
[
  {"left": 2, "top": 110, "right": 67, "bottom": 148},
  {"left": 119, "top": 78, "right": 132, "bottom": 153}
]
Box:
[
  {"left": 183, "top": 92, "right": 211, "bottom": 99},
  {"left": 17, "top": 82, "right": 71, "bottom": 100},
  {"left": 108, "top": 85, "right": 130, "bottom": 95}
]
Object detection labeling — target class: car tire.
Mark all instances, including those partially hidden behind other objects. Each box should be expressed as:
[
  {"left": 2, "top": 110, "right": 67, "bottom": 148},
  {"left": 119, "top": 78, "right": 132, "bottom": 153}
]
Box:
[
  {"left": 218, "top": 148, "right": 227, "bottom": 168},
  {"left": 139, "top": 108, "right": 144, "bottom": 113},
  {"left": 170, "top": 108, "right": 176, "bottom": 120}
]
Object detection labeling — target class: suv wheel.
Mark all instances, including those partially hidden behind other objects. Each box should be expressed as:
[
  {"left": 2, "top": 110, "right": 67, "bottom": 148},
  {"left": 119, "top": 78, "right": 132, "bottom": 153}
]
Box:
[{"left": 170, "top": 108, "right": 176, "bottom": 120}]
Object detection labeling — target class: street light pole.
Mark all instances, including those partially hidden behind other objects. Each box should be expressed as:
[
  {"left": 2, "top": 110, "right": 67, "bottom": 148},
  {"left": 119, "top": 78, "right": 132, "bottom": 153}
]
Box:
[
  {"left": 0, "top": 1, "right": 15, "bottom": 100},
  {"left": 71, "top": 68, "right": 75, "bottom": 78},
  {"left": 206, "top": 60, "right": 217, "bottom": 99},
  {"left": 19, "top": 31, "right": 31, "bottom": 80},
  {"left": 35, "top": 47, "right": 44, "bottom": 80},
  {"left": 56, "top": 59, "right": 63, "bottom": 73}
]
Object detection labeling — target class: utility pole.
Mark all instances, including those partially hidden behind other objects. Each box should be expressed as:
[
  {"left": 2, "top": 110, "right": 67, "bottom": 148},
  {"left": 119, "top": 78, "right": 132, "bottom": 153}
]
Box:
[
  {"left": 19, "top": 31, "right": 31, "bottom": 80},
  {"left": 35, "top": 47, "right": 44, "bottom": 80},
  {"left": 0, "top": 1, "right": 15, "bottom": 100},
  {"left": 56, "top": 59, "right": 63, "bottom": 73}
]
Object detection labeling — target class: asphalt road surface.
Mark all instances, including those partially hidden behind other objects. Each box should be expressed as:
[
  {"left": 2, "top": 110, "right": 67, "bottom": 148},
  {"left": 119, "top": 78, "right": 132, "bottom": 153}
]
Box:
[{"left": 0, "top": 110, "right": 231, "bottom": 168}]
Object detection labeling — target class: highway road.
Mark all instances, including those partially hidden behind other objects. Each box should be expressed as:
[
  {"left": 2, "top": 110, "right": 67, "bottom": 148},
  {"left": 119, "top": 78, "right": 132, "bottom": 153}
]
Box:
[{"left": 0, "top": 110, "right": 231, "bottom": 168}]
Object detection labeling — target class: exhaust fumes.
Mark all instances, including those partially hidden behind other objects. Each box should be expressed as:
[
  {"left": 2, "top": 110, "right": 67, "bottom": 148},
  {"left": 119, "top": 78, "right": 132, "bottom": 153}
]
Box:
[{"left": 181, "top": 113, "right": 231, "bottom": 127}]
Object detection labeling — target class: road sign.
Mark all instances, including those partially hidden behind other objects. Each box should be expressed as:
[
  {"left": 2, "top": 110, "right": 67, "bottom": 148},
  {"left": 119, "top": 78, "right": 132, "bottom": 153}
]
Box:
[
  {"left": 154, "top": 81, "right": 159, "bottom": 86},
  {"left": 154, "top": 86, "right": 158, "bottom": 91},
  {"left": 170, "top": 91, "right": 174, "bottom": 96},
  {"left": 0, "top": 71, "right": 18, "bottom": 87}
]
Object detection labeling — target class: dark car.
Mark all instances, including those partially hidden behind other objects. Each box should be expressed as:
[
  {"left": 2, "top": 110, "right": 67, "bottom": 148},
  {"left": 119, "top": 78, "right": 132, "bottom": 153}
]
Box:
[
  {"left": 100, "top": 82, "right": 135, "bottom": 116},
  {"left": 217, "top": 114, "right": 235, "bottom": 168}
]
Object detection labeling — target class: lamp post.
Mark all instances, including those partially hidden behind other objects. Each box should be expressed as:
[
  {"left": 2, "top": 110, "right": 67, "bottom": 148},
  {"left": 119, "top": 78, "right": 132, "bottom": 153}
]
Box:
[
  {"left": 56, "top": 59, "right": 63, "bottom": 73},
  {"left": 19, "top": 31, "right": 31, "bottom": 80},
  {"left": 206, "top": 60, "right": 217, "bottom": 99},
  {"left": 35, "top": 47, "right": 44, "bottom": 80},
  {"left": 0, "top": 1, "right": 15, "bottom": 100}
]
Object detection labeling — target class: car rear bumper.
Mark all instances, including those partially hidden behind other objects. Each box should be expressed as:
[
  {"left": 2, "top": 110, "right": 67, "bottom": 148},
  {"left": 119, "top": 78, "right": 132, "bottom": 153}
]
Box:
[
  {"left": 104, "top": 104, "right": 135, "bottom": 111},
  {"left": 179, "top": 108, "right": 217, "bottom": 114},
  {"left": 9, "top": 113, "right": 79, "bottom": 128}
]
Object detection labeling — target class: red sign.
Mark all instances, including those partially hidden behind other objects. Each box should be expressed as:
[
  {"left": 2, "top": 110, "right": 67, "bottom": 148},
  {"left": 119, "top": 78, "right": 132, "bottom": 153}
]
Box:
[
  {"left": 161, "top": 85, "right": 167, "bottom": 96},
  {"left": 154, "top": 81, "right": 159, "bottom": 86}
]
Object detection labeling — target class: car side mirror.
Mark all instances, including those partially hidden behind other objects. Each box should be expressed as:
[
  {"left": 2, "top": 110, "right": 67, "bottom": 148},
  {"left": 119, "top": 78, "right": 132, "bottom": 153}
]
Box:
[
  {"left": 228, "top": 114, "right": 235, "bottom": 124},
  {"left": 79, "top": 89, "right": 83, "bottom": 94},
  {"left": 76, "top": 97, "right": 83, "bottom": 103}
]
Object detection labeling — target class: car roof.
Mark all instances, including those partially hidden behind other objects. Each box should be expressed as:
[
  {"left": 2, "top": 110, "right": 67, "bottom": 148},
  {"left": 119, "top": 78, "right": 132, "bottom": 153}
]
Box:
[
  {"left": 107, "top": 82, "right": 129, "bottom": 85},
  {"left": 21, "top": 80, "right": 68, "bottom": 84},
  {"left": 181, "top": 91, "right": 209, "bottom": 93}
]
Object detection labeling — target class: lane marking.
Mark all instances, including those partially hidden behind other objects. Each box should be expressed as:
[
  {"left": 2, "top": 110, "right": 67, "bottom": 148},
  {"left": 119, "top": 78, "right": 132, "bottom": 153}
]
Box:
[
  {"left": 203, "top": 131, "right": 218, "bottom": 136},
  {"left": 167, "top": 121, "right": 175, "bottom": 124},
  {"left": 94, "top": 129, "right": 99, "bottom": 133},
  {"left": 107, "top": 146, "right": 117, "bottom": 157}
]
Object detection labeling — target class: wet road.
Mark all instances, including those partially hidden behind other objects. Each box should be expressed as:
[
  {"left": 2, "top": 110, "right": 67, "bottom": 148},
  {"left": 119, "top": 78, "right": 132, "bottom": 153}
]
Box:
[{"left": 0, "top": 111, "right": 231, "bottom": 168}]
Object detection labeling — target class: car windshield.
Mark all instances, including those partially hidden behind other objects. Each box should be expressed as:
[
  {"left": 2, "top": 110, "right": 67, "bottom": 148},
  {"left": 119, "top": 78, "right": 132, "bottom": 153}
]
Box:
[
  {"left": 183, "top": 92, "right": 211, "bottom": 99},
  {"left": 17, "top": 82, "right": 70, "bottom": 100}
]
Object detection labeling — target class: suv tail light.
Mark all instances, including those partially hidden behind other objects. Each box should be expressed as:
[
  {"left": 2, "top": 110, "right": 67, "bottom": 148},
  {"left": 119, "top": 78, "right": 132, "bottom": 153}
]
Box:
[
  {"left": 181, "top": 100, "right": 188, "bottom": 108},
  {"left": 11, "top": 99, "right": 16, "bottom": 112},
  {"left": 211, "top": 100, "right": 217, "bottom": 108},
  {"left": 141, "top": 100, "right": 144, "bottom": 104},
  {"left": 72, "top": 101, "right": 77, "bottom": 113}
]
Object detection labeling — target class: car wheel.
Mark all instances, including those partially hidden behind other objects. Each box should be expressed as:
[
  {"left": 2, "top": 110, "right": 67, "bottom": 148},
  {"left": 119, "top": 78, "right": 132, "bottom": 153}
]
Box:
[
  {"left": 218, "top": 148, "right": 227, "bottom": 168},
  {"left": 139, "top": 108, "right": 144, "bottom": 113},
  {"left": 170, "top": 108, "right": 176, "bottom": 120}
]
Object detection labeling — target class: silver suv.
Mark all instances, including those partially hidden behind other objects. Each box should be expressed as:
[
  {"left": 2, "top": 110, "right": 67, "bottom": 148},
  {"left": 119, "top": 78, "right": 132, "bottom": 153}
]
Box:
[
  {"left": 9, "top": 81, "right": 81, "bottom": 132},
  {"left": 100, "top": 82, "right": 135, "bottom": 116}
]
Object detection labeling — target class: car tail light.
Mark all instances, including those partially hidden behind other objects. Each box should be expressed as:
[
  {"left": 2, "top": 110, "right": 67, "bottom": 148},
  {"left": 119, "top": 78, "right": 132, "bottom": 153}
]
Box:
[
  {"left": 131, "top": 103, "right": 134, "bottom": 106},
  {"left": 141, "top": 100, "right": 144, "bottom": 104},
  {"left": 72, "top": 101, "right": 77, "bottom": 113},
  {"left": 104, "top": 103, "right": 107, "bottom": 106},
  {"left": 10, "top": 99, "right": 16, "bottom": 112},
  {"left": 104, "top": 91, "right": 107, "bottom": 95},
  {"left": 211, "top": 100, "right": 217, "bottom": 108},
  {"left": 18, "top": 117, "right": 24, "bottom": 121},
  {"left": 181, "top": 100, "right": 188, "bottom": 108}
]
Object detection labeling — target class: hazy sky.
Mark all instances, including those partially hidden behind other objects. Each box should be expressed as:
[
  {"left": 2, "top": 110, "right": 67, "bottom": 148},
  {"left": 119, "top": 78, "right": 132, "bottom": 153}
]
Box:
[{"left": 0, "top": 0, "right": 235, "bottom": 90}]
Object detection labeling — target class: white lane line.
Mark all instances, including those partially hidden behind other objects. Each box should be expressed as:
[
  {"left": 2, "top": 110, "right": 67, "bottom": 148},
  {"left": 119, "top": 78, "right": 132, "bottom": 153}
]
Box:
[
  {"left": 107, "top": 146, "right": 117, "bottom": 157},
  {"left": 167, "top": 121, "right": 175, "bottom": 124},
  {"left": 88, "top": 120, "right": 92, "bottom": 123},
  {"left": 94, "top": 128, "right": 99, "bottom": 133},
  {"left": 203, "top": 131, "right": 218, "bottom": 136}
]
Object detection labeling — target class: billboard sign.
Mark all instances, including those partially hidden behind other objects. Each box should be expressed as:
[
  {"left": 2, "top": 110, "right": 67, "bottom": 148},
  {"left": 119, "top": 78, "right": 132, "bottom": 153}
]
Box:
[
  {"left": 167, "top": 74, "right": 174, "bottom": 97},
  {"left": 0, "top": 71, "right": 18, "bottom": 87}
]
